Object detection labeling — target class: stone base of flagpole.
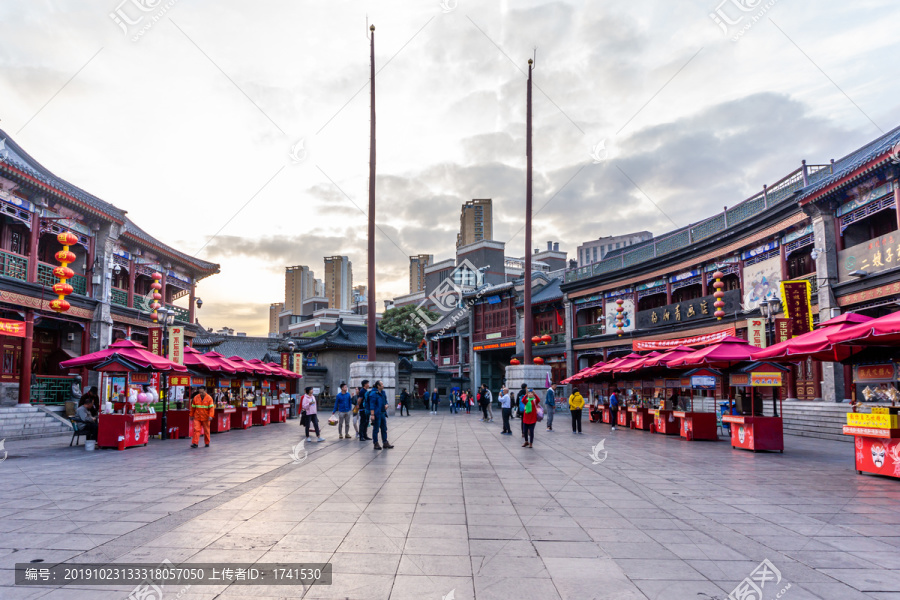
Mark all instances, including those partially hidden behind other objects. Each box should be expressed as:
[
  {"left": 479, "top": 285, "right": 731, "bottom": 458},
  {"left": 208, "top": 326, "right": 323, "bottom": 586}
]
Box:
[
  {"left": 505, "top": 365, "right": 553, "bottom": 398},
  {"left": 350, "top": 362, "right": 397, "bottom": 417}
]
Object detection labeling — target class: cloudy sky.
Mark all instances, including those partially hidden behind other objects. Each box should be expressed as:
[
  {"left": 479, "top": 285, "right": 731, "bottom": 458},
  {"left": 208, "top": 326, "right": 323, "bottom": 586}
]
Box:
[{"left": 2, "top": 0, "right": 898, "bottom": 335}]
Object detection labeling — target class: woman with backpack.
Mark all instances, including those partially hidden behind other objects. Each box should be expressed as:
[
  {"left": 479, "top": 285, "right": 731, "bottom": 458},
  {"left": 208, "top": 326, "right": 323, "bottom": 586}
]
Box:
[{"left": 522, "top": 388, "right": 539, "bottom": 448}]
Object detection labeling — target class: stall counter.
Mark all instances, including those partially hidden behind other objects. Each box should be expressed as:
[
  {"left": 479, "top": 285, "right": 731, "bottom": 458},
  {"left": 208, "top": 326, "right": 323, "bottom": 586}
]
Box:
[
  {"left": 651, "top": 409, "right": 680, "bottom": 435},
  {"left": 253, "top": 405, "right": 274, "bottom": 426},
  {"left": 211, "top": 407, "right": 235, "bottom": 433},
  {"left": 270, "top": 404, "right": 289, "bottom": 423},
  {"left": 629, "top": 406, "right": 651, "bottom": 431},
  {"left": 232, "top": 406, "right": 257, "bottom": 430},
  {"left": 723, "top": 415, "right": 783, "bottom": 452},
  {"left": 673, "top": 411, "right": 718, "bottom": 441},
  {"left": 616, "top": 408, "right": 631, "bottom": 429},
  {"left": 843, "top": 426, "right": 900, "bottom": 478},
  {"left": 97, "top": 413, "right": 154, "bottom": 450}
]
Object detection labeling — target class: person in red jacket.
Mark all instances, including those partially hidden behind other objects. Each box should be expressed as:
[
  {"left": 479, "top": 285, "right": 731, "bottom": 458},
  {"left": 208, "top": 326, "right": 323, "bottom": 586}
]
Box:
[
  {"left": 190, "top": 386, "right": 215, "bottom": 448},
  {"left": 522, "top": 389, "right": 539, "bottom": 448}
]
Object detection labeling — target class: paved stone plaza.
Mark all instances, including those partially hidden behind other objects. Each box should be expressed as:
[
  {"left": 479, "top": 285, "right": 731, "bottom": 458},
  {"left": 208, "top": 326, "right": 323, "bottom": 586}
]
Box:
[{"left": 1, "top": 412, "right": 899, "bottom": 600}]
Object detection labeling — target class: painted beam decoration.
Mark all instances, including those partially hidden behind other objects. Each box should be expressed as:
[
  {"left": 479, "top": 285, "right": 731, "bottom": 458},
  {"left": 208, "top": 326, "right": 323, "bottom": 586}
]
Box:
[
  {"left": 50, "top": 231, "right": 78, "bottom": 313},
  {"left": 780, "top": 280, "right": 813, "bottom": 336}
]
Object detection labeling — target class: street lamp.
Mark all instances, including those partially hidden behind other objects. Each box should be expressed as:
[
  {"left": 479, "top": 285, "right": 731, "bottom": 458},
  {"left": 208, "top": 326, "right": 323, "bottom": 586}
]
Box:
[
  {"left": 758, "top": 298, "right": 782, "bottom": 417},
  {"left": 157, "top": 307, "right": 176, "bottom": 440}
]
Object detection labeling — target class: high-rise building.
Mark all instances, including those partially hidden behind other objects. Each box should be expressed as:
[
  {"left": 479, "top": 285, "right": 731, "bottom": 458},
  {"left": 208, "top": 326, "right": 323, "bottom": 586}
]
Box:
[
  {"left": 268, "top": 302, "right": 283, "bottom": 336},
  {"left": 457, "top": 198, "right": 492, "bottom": 248},
  {"left": 324, "top": 256, "right": 353, "bottom": 310},
  {"left": 284, "top": 265, "right": 316, "bottom": 314},
  {"left": 409, "top": 254, "right": 433, "bottom": 293},
  {"left": 577, "top": 231, "right": 653, "bottom": 267}
]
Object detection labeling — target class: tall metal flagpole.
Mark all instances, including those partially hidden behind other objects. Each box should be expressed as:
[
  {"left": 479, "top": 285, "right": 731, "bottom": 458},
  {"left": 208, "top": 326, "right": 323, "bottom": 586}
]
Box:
[
  {"left": 367, "top": 24, "right": 377, "bottom": 362},
  {"left": 523, "top": 58, "right": 534, "bottom": 365}
]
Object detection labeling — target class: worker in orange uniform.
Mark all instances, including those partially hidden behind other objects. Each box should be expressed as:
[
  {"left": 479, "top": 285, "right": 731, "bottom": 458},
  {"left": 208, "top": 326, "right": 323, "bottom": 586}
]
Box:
[{"left": 190, "top": 385, "right": 215, "bottom": 448}]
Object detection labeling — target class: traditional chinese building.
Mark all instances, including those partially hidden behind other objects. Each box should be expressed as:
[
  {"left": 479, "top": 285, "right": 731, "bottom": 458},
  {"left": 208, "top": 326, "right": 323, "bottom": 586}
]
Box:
[{"left": 0, "top": 130, "right": 219, "bottom": 406}]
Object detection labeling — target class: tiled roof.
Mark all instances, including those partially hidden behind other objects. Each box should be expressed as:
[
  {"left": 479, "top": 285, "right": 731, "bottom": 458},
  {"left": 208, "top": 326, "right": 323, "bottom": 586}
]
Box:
[
  {"left": 121, "top": 218, "right": 218, "bottom": 273},
  {"left": 191, "top": 335, "right": 278, "bottom": 360},
  {"left": 293, "top": 319, "right": 417, "bottom": 352},
  {"left": 399, "top": 358, "right": 438, "bottom": 372},
  {"left": 517, "top": 277, "right": 563, "bottom": 307}
]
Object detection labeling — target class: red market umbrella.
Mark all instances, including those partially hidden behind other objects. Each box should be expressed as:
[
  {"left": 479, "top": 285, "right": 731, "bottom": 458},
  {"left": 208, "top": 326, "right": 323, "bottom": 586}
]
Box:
[
  {"left": 562, "top": 362, "right": 603, "bottom": 384},
  {"left": 227, "top": 355, "right": 268, "bottom": 376},
  {"left": 827, "top": 310, "right": 900, "bottom": 347},
  {"left": 752, "top": 313, "right": 874, "bottom": 362},
  {"left": 668, "top": 336, "right": 761, "bottom": 369},
  {"left": 599, "top": 353, "right": 643, "bottom": 374},
  {"left": 203, "top": 352, "right": 246, "bottom": 374},
  {"left": 266, "top": 362, "right": 301, "bottom": 379},
  {"left": 641, "top": 346, "right": 696, "bottom": 369},
  {"left": 248, "top": 359, "right": 281, "bottom": 376},
  {"left": 618, "top": 351, "right": 663, "bottom": 374},
  {"left": 60, "top": 339, "right": 188, "bottom": 372},
  {"left": 184, "top": 346, "right": 235, "bottom": 373}
]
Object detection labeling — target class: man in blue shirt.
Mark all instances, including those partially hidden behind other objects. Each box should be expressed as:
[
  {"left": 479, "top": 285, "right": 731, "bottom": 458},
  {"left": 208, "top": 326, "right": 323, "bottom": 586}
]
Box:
[
  {"left": 367, "top": 380, "right": 393, "bottom": 450},
  {"left": 357, "top": 380, "right": 371, "bottom": 441},
  {"left": 332, "top": 382, "right": 353, "bottom": 439},
  {"left": 544, "top": 385, "right": 556, "bottom": 431}
]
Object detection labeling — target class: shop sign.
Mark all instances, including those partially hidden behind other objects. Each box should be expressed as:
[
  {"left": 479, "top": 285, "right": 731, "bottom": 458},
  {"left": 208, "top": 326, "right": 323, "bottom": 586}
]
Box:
[
  {"left": 281, "top": 352, "right": 290, "bottom": 370},
  {"left": 278, "top": 381, "right": 287, "bottom": 390},
  {"left": 839, "top": 282, "right": 900, "bottom": 307},
  {"left": 729, "top": 373, "right": 750, "bottom": 387},
  {"left": 217, "top": 379, "right": 231, "bottom": 388},
  {"left": 261, "top": 381, "right": 271, "bottom": 389},
  {"left": 838, "top": 231, "right": 900, "bottom": 282},
  {"left": 665, "top": 379, "right": 682, "bottom": 388},
  {"left": 485, "top": 332, "right": 502, "bottom": 340},
  {"left": 0, "top": 317, "right": 25, "bottom": 338},
  {"left": 747, "top": 318, "right": 766, "bottom": 348},
  {"left": 170, "top": 375, "right": 190, "bottom": 386},
  {"left": 780, "top": 280, "right": 813, "bottom": 337},
  {"left": 474, "top": 340, "right": 517, "bottom": 351},
  {"left": 636, "top": 289, "right": 741, "bottom": 331},
  {"left": 149, "top": 326, "right": 163, "bottom": 356},
  {"left": 632, "top": 326, "right": 736, "bottom": 351},
  {"left": 654, "top": 379, "right": 666, "bottom": 387},
  {"left": 130, "top": 373, "right": 150, "bottom": 384},
  {"left": 691, "top": 376, "right": 716, "bottom": 389},
  {"left": 242, "top": 380, "right": 254, "bottom": 388},
  {"left": 750, "top": 372, "right": 782, "bottom": 386},
  {"left": 846, "top": 412, "right": 899, "bottom": 429},
  {"left": 775, "top": 318, "right": 791, "bottom": 343},
  {"left": 168, "top": 326, "right": 184, "bottom": 364},
  {"left": 856, "top": 364, "right": 896, "bottom": 382},
  {"left": 190, "top": 377, "right": 205, "bottom": 386},
  {"left": 293, "top": 352, "right": 304, "bottom": 376},
  {"left": 679, "top": 378, "right": 691, "bottom": 387}
]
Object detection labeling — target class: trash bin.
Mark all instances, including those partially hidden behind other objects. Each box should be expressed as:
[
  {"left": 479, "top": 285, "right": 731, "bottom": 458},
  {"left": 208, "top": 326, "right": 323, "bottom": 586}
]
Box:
[{"left": 289, "top": 397, "right": 297, "bottom": 419}]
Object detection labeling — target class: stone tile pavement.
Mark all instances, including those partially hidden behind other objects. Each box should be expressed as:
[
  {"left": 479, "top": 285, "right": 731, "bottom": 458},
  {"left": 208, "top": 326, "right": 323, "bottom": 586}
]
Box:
[{"left": 0, "top": 410, "right": 899, "bottom": 599}]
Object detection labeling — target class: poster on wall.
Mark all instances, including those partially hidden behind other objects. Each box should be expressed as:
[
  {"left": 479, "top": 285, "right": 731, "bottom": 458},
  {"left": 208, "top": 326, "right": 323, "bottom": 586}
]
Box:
[
  {"left": 604, "top": 298, "right": 635, "bottom": 334},
  {"left": 742, "top": 256, "right": 782, "bottom": 310}
]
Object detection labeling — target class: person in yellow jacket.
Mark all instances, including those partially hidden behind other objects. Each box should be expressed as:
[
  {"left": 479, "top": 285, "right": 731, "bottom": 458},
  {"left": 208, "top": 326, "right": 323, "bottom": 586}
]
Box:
[
  {"left": 190, "top": 386, "right": 215, "bottom": 448},
  {"left": 568, "top": 387, "right": 585, "bottom": 434}
]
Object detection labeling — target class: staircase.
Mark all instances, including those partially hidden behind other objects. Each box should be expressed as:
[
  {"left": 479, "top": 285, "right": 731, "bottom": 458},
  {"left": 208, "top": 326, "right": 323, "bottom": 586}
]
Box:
[
  {"left": 0, "top": 405, "right": 73, "bottom": 441},
  {"left": 762, "top": 400, "right": 851, "bottom": 443}
]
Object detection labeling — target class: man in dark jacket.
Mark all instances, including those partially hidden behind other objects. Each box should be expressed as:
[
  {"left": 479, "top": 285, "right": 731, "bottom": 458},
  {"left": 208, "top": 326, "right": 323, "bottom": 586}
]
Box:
[
  {"left": 367, "top": 380, "right": 393, "bottom": 450},
  {"left": 516, "top": 383, "right": 528, "bottom": 437},
  {"left": 357, "top": 380, "right": 371, "bottom": 441},
  {"left": 430, "top": 388, "right": 440, "bottom": 414},
  {"left": 399, "top": 388, "right": 410, "bottom": 416}
]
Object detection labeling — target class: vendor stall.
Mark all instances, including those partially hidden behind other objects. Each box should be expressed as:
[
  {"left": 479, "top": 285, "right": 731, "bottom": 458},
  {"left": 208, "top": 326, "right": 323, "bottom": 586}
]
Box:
[
  {"left": 232, "top": 405, "right": 256, "bottom": 429},
  {"left": 97, "top": 413, "right": 154, "bottom": 450},
  {"left": 651, "top": 408, "right": 680, "bottom": 435},
  {"left": 628, "top": 405, "right": 651, "bottom": 430},
  {"left": 253, "top": 405, "right": 273, "bottom": 426},
  {"left": 211, "top": 406, "right": 235, "bottom": 433},
  {"left": 723, "top": 363, "right": 788, "bottom": 452},
  {"left": 843, "top": 407, "right": 900, "bottom": 478},
  {"left": 270, "top": 403, "right": 290, "bottom": 423}
]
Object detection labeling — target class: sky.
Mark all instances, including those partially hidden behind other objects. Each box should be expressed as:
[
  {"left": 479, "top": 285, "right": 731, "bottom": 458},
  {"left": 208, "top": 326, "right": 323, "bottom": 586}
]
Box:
[{"left": 2, "top": 0, "right": 899, "bottom": 336}]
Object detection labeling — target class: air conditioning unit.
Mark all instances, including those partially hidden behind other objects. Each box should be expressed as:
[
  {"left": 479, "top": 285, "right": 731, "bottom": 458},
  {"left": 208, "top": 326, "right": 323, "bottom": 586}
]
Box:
[{"left": 67, "top": 333, "right": 75, "bottom": 341}]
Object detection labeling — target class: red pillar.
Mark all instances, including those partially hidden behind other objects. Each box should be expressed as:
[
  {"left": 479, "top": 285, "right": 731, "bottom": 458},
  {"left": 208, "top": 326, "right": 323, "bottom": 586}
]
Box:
[
  {"left": 665, "top": 280, "right": 672, "bottom": 305},
  {"left": 27, "top": 211, "right": 40, "bottom": 282},
  {"left": 127, "top": 258, "right": 136, "bottom": 308},
  {"left": 18, "top": 309, "right": 34, "bottom": 404},
  {"left": 701, "top": 266, "right": 708, "bottom": 297},
  {"left": 188, "top": 282, "right": 196, "bottom": 323}
]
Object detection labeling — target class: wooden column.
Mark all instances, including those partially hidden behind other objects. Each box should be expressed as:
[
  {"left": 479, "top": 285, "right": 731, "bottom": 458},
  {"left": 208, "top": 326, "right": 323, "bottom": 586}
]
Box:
[
  {"left": 127, "top": 258, "right": 136, "bottom": 308},
  {"left": 701, "top": 266, "right": 708, "bottom": 296},
  {"left": 17, "top": 309, "right": 34, "bottom": 404},
  {"left": 780, "top": 243, "right": 788, "bottom": 281},
  {"left": 665, "top": 280, "right": 672, "bottom": 305},
  {"left": 86, "top": 236, "right": 95, "bottom": 297},
  {"left": 188, "top": 282, "right": 196, "bottom": 323},
  {"left": 27, "top": 211, "right": 40, "bottom": 282}
]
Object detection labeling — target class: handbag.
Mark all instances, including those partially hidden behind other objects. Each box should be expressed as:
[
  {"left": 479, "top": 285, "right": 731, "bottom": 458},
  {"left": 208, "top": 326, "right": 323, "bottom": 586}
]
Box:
[
  {"left": 328, "top": 414, "right": 338, "bottom": 426},
  {"left": 352, "top": 405, "right": 359, "bottom": 415},
  {"left": 536, "top": 405, "right": 544, "bottom": 422}
]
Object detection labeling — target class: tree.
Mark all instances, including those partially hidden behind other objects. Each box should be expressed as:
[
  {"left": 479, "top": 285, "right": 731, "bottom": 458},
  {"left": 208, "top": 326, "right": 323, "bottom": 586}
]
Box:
[
  {"left": 378, "top": 305, "right": 439, "bottom": 352},
  {"left": 301, "top": 330, "right": 326, "bottom": 338}
]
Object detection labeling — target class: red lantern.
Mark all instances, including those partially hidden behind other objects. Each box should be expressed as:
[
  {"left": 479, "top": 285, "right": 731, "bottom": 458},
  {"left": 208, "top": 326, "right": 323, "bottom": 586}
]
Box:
[
  {"left": 712, "top": 271, "right": 726, "bottom": 320},
  {"left": 49, "top": 299, "right": 70, "bottom": 312},
  {"left": 151, "top": 272, "right": 163, "bottom": 322},
  {"left": 50, "top": 231, "right": 77, "bottom": 313},
  {"left": 540, "top": 334, "right": 552, "bottom": 344},
  {"left": 56, "top": 231, "right": 78, "bottom": 246},
  {"left": 55, "top": 250, "right": 76, "bottom": 264},
  {"left": 52, "top": 283, "right": 73, "bottom": 296},
  {"left": 534, "top": 357, "right": 545, "bottom": 365},
  {"left": 615, "top": 298, "right": 625, "bottom": 337},
  {"left": 53, "top": 266, "right": 74, "bottom": 279},
  {"left": 531, "top": 335, "right": 541, "bottom": 345},
  {"left": 510, "top": 358, "right": 521, "bottom": 365}
]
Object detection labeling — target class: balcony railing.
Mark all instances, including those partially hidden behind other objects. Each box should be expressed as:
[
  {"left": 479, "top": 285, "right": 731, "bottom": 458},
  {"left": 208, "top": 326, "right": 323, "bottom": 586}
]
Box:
[
  {"left": 169, "top": 304, "right": 191, "bottom": 322},
  {"left": 532, "top": 332, "right": 566, "bottom": 345},
  {"left": 110, "top": 287, "right": 128, "bottom": 307},
  {"left": 31, "top": 375, "right": 77, "bottom": 405},
  {"left": 37, "top": 262, "right": 87, "bottom": 295},
  {"left": 576, "top": 324, "right": 604, "bottom": 338},
  {"left": 0, "top": 250, "right": 28, "bottom": 281}
]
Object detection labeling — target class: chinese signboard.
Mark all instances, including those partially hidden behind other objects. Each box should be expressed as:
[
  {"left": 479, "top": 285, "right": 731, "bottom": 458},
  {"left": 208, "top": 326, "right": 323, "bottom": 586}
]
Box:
[
  {"left": 281, "top": 352, "right": 290, "bottom": 370},
  {"left": 632, "top": 327, "right": 736, "bottom": 351},
  {"left": 747, "top": 318, "right": 766, "bottom": 348},
  {"left": 636, "top": 289, "right": 741, "bottom": 331},
  {"left": 149, "top": 326, "right": 163, "bottom": 356},
  {"left": 846, "top": 412, "right": 899, "bottom": 428},
  {"left": 729, "top": 374, "right": 750, "bottom": 387},
  {"left": 750, "top": 372, "right": 782, "bottom": 386},
  {"left": 691, "top": 376, "right": 716, "bottom": 388},
  {"left": 774, "top": 318, "right": 791, "bottom": 343},
  {"left": 856, "top": 364, "right": 896, "bottom": 382},
  {"left": 167, "top": 326, "right": 184, "bottom": 365},
  {"left": 473, "top": 340, "right": 517, "bottom": 351},
  {"left": 0, "top": 317, "right": 25, "bottom": 338},
  {"left": 293, "top": 352, "right": 304, "bottom": 376},
  {"left": 839, "top": 282, "right": 900, "bottom": 307},
  {"left": 169, "top": 375, "right": 190, "bottom": 386},
  {"left": 217, "top": 379, "right": 231, "bottom": 388},
  {"left": 838, "top": 231, "right": 900, "bottom": 282},
  {"left": 780, "top": 280, "right": 813, "bottom": 337}
]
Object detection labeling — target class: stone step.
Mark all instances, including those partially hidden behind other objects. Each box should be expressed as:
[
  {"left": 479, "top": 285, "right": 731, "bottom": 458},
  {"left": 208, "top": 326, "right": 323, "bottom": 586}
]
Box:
[{"left": 3, "top": 430, "right": 74, "bottom": 441}]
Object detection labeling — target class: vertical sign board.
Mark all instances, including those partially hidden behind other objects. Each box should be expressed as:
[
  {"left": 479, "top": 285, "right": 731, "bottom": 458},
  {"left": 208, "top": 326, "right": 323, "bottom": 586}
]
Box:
[
  {"left": 774, "top": 318, "right": 792, "bottom": 343},
  {"left": 281, "top": 352, "right": 290, "bottom": 370},
  {"left": 149, "top": 327, "right": 163, "bottom": 356},
  {"left": 168, "top": 326, "right": 184, "bottom": 364},
  {"left": 747, "top": 318, "right": 766, "bottom": 348},
  {"left": 780, "top": 280, "right": 814, "bottom": 337},
  {"left": 293, "top": 352, "right": 304, "bottom": 377}
]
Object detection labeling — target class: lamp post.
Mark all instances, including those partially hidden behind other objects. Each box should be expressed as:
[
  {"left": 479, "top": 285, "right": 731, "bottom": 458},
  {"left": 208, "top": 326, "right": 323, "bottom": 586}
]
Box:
[
  {"left": 157, "top": 307, "right": 176, "bottom": 440},
  {"left": 758, "top": 298, "right": 782, "bottom": 417}
]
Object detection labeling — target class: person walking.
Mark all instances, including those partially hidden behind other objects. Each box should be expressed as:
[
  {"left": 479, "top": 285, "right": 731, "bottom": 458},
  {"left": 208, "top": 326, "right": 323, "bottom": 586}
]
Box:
[
  {"left": 332, "top": 382, "right": 353, "bottom": 439},
  {"left": 430, "top": 388, "right": 440, "bottom": 414},
  {"left": 569, "top": 387, "right": 585, "bottom": 434},
  {"left": 609, "top": 387, "right": 620, "bottom": 431},
  {"left": 302, "top": 387, "right": 324, "bottom": 442},
  {"left": 544, "top": 385, "right": 556, "bottom": 431},
  {"left": 357, "top": 380, "right": 371, "bottom": 441},
  {"left": 499, "top": 386, "right": 512, "bottom": 435},
  {"left": 399, "top": 387, "right": 410, "bottom": 416},
  {"left": 516, "top": 383, "right": 528, "bottom": 437},
  {"left": 522, "top": 389, "right": 538, "bottom": 448},
  {"left": 450, "top": 389, "right": 458, "bottom": 414},
  {"left": 190, "top": 385, "right": 215, "bottom": 448},
  {"left": 367, "top": 380, "right": 393, "bottom": 450},
  {"left": 480, "top": 384, "right": 494, "bottom": 422},
  {"left": 461, "top": 390, "right": 469, "bottom": 414}
]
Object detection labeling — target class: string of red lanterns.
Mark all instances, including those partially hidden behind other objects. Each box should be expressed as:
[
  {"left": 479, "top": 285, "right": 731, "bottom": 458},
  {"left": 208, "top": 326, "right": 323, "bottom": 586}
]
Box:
[
  {"left": 712, "top": 270, "right": 725, "bottom": 320},
  {"left": 615, "top": 298, "right": 625, "bottom": 336},
  {"left": 150, "top": 272, "right": 163, "bottom": 323},
  {"left": 49, "top": 232, "right": 77, "bottom": 313}
]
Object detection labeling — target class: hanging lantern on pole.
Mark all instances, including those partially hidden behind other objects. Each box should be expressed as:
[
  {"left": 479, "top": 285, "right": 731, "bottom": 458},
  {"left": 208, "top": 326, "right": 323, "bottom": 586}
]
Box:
[
  {"left": 534, "top": 356, "right": 545, "bottom": 365},
  {"left": 50, "top": 232, "right": 77, "bottom": 313},
  {"left": 615, "top": 298, "right": 625, "bottom": 337},
  {"left": 510, "top": 358, "right": 520, "bottom": 365},
  {"left": 540, "top": 333, "right": 552, "bottom": 344},
  {"left": 531, "top": 335, "right": 541, "bottom": 346},
  {"left": 150, "top": 272, "right": 163, "bottom": 323},
  {"left": 713, "top": 270, "right": 726, "bottom": 320}
]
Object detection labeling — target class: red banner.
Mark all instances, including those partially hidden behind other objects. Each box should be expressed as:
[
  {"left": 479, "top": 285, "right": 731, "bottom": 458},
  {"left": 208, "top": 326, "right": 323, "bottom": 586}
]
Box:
[
  {"left": 780, "top": 280, "right": 813, "bottom": 337},
  {"left": 149, "top": 327, "right": 163, "bottom": 356},
  {"left": 281, "top": 352, "right": 290, "bottom": 370},
  {"left": 0, "top": 318, "right": 26, "bottom": 338},
  {"left": 774, "top": 318, "right": 792, "bottom": 343},
  {"left": 170, "top": 375, "right": 190, "bottom": 386},
  {"left": 632, "top": 327, "right": 736, "bottom": 351}
]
